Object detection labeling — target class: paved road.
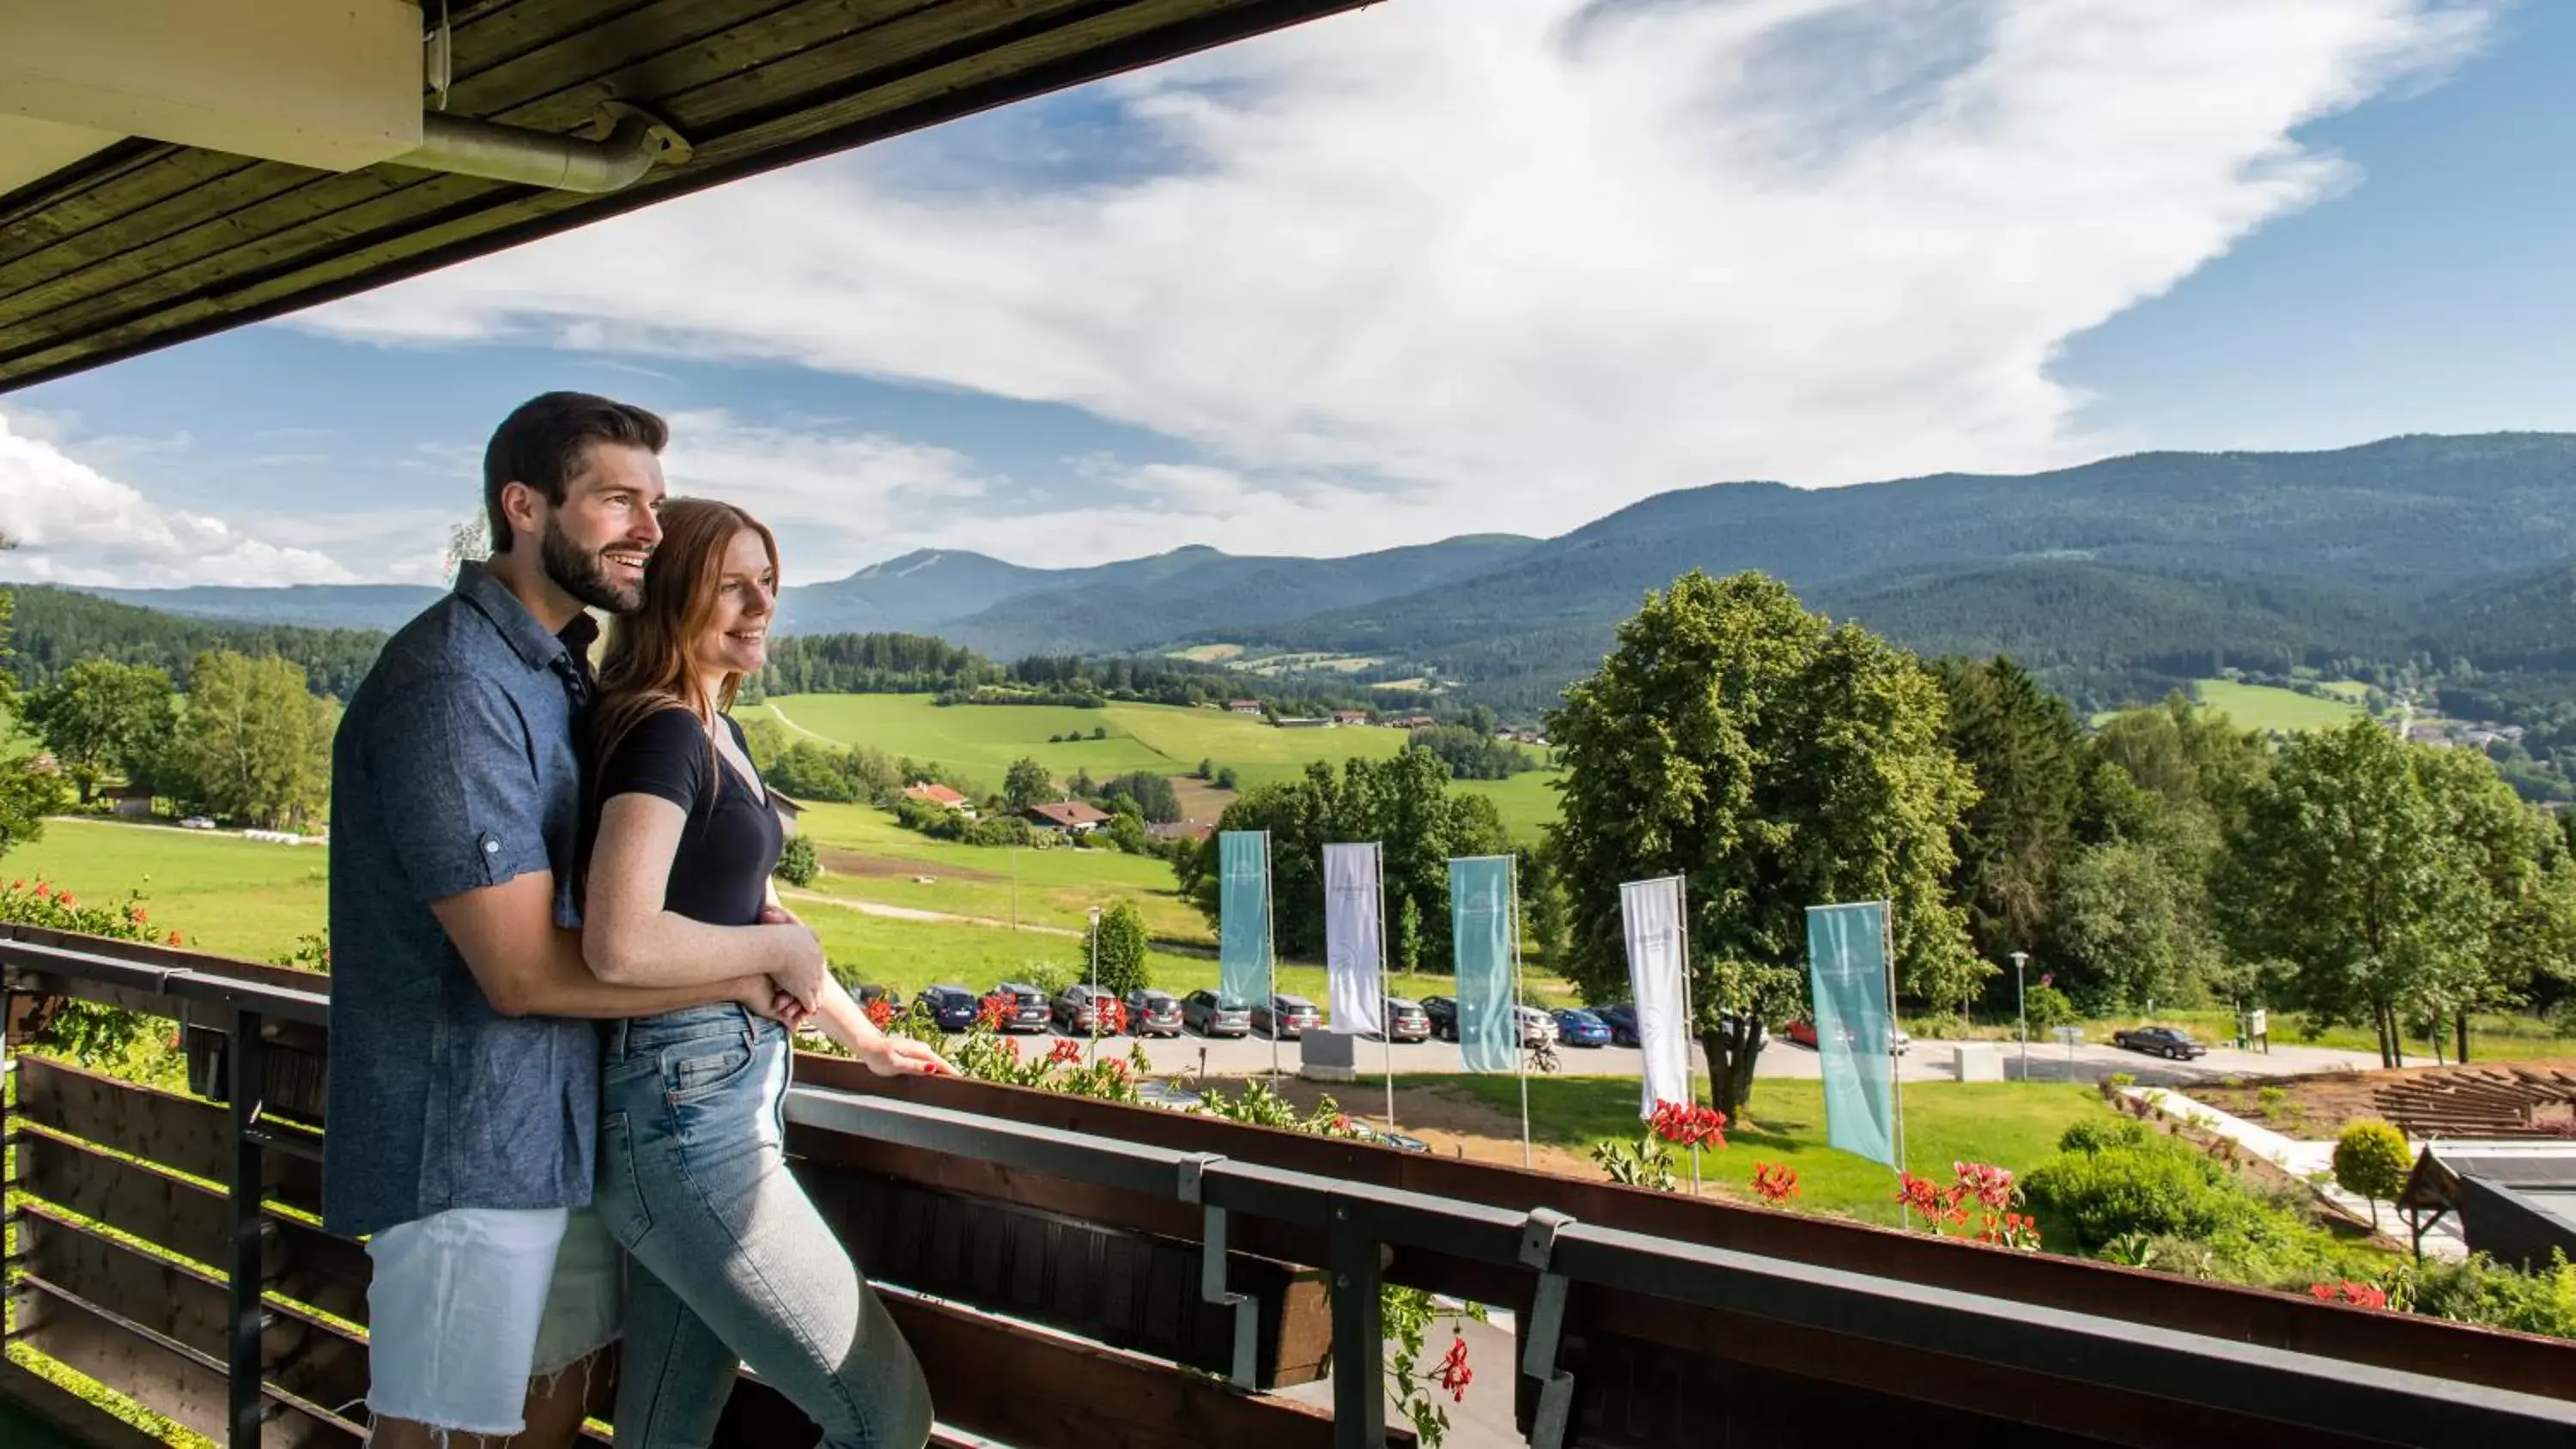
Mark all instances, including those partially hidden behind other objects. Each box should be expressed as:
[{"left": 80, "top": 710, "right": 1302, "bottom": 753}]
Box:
[{"left": 1030, "top": 1024, "right": 2379, "bottom": 1085}]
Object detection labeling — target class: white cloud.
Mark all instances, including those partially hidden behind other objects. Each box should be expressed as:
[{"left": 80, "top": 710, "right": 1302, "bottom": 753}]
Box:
[
  {"left": 303, "top": 0, "right": 2489, "bottom": 558},
  {"left": 0, "top": 414, "right": 361, "bottom": 586},
  {"left": 656, "top": 410, "right": 999, "bottom": 579}
]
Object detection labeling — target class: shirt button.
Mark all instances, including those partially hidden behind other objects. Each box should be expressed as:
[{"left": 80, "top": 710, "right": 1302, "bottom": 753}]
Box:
[{"left": 483, "top": 840, "right": 500, "bottom": 853}]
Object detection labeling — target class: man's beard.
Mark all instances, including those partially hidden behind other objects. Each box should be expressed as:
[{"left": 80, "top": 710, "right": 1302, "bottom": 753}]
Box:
[{"left": 540, "top": 518, "right": 642, "bottom": 614}]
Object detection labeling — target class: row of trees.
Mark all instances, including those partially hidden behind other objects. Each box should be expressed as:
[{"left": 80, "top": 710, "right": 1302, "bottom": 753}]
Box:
[
  {"left": 1544, "top": 572, "right": 2576, "bottom": 1112},
  {"left": 18, "top": 652, "right": 337, "bottom": 829},
  {"left": 1179, "top": 749, "right": 1513, "bottom": 974}
]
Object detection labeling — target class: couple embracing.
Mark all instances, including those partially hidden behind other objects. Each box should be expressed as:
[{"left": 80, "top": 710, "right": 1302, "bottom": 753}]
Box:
[{"left": 320, "top": 393, "right": 953, "bottom": 1447}]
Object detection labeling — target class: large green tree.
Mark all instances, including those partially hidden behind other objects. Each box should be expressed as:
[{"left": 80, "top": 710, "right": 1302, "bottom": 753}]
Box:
[
  {"left": 26, "top": 658, "right": 177, "bottom": 802},
  {"left": 1184, "top": 749, "right": 1510, "bottom": 972},
  {"left": 185, "top": 651, "right": 337, "bottom": 829},
  {"left": 2216, "top": 718, "right": 2531, "bottom": 1067},
  {"left": 1933, "top": 656, "right": 2083, "bottom": 970},
  {"left": 1546, "top": 571, "right": 1981, "bottom": 1113},
  {"left": 0, "top": 542, "right": 69, "bottom": 859},
  {"left": 1003, "top": 756, "right": 1052, "bottom": 813}
]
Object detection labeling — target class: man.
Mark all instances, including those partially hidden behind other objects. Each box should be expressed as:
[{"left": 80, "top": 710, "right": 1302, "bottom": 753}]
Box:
[{"left": 325, "top": 393, "right": 829, "bottom": 1448}]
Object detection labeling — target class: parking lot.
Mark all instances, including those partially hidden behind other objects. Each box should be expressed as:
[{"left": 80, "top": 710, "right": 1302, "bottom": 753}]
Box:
[{"left": 993, "top": 1020, "right": 2381, "bottom": 1086}]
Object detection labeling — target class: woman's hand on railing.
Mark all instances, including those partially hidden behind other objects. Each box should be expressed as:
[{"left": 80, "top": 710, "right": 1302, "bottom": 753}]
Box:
[{"left": 855, "top": 1034, "right": 957, "bottom": 1078}]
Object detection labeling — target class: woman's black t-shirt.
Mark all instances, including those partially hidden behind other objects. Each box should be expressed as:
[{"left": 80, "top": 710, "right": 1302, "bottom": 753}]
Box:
[{"left": 592, "top": 707, "right": 781, "bottom": 926}]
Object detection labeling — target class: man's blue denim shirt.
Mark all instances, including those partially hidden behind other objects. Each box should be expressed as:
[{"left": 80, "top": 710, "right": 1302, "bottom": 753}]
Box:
[{"left": 322, "top": 562, "right": 601, "bottom": 1239}]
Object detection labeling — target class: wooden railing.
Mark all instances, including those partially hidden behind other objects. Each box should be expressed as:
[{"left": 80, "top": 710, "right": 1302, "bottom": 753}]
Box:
[{"left": 9, "top": 925, "right": 2576, "bottom": 1449}]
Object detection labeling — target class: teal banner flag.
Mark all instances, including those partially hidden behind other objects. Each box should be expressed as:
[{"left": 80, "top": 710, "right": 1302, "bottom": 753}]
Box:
[
  {"left": 1451, "top": 857, "right": 1516, "bottom": 1073},
  {"left": 1218, "top": 831, "right": 1271, "bottom": 1009},
  {"left": 1806, "top": 901, "right": 1898, "bottom": 1167}
]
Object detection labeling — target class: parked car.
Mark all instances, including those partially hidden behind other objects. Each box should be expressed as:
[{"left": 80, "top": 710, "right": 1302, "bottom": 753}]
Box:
[
  {"left": 1125, "top": 989, "right": 1186, "bottom": 1038},
  {"left": 914, "top": 984, "right": 981, "bottom": 1033},
  {"left": 2113, "top": 1025, "right": 2208, "bottom": 1060},
  {"left": 1552, "top": 1008, "right": 1613, "bottom": 1047},
  {"left": 853, "top": 982, "right": 893, "bottom": 1007},
  {"left": 1593, "top": 1002, "right": 1641, "bottom": 1046},
  {"left": 988, "top": 981, "right": 1052, "bottom": 1034},
  {"left": 1051, "top": 983, "right": 1122, "bottom": 1034},
  {"left": 1182, "top": 989, "right": 1252, "bottom": 1038},
  {"left": 1346, "top": 1121, "right": 1430, "bottom": 1153},
  {"left": 178, "top": 815, "right": 216, "bottom": 830},
  {"left": 1382, "top": 997, "right": 1432, "bottom": 1043},
  {"left": 1513, "top": 1005, "right": 1560, "bottom": 1047},
  {"left": 1252, "top": 993, "right": 1322, "bottom": 1039},
  {"left": 1782, "top": 1018, "right": 1911, "bottom": 1055},
  {"left": 1421, "top": 995, "right": 1459, "bottom": 1040}
]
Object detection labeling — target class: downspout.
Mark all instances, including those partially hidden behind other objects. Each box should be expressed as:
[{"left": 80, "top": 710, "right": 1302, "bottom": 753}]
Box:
[{"left": 391, "top": 102, "right": 691, "bottom": 192}]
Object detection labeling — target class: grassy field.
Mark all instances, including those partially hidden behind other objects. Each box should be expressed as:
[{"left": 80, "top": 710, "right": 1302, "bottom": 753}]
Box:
[
  {"left": 756, "top": 692, "right": 1567, "bottom": 834},
  {"left": 756, "top": 692, "right": 1425, "bottom": 794},
  {"left": 2192, "top": 680, "right": 2367, "bottom": 733},
  {"left": 4, "top": 818, "right": 324, "bottom": 961},
  {"left": 1419, "top": 1075, "right": 2104, "bottom": 1228},
  {"left": 791, "top": 799, "right": 1211, "bottom": 942},
  {"left": 1455, "top": 770, "right": 1562, "bottom": 843}
]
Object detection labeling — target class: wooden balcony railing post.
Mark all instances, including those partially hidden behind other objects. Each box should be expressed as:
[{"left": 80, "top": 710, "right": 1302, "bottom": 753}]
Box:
[
  {"left": 1327, "top": 1193, "right": 1383, "bottom": 1449},
  {"left": 223, "top": 1005, "right": 267, "bottom": 1449}
]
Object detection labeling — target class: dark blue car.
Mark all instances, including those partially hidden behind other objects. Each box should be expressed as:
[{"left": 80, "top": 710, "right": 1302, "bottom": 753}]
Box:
[
  {"left": 1592, "top": 1003, "right": 1640, "bottom": 1046},
  {"left": 914, "top": 983, "right": 981, "bottom": 1032},
  {"left": 1553, "top": 1008, "right": 1613, "bottom": 1047}
]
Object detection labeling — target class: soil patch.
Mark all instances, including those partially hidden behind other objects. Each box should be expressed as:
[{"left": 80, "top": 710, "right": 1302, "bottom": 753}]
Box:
[
  {"left": 2194, "top": 1061, "right": 2576, "bottom": 1142},
  {"left": 815, "top": 848, "right": 1001, "bottom": 882},
  {"left": 1168, "top": 775, "right": 1236, "bottom": 826}
]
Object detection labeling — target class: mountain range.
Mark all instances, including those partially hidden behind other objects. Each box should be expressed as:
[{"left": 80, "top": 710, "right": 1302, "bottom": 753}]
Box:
[{"left": 68, "top": 432, "right": 2576, "bottom": 712}]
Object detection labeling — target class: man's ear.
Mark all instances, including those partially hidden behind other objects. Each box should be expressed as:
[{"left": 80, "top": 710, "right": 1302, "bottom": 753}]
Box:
[{"left": 499, "top": 479, "right": 545, "bottom": 542}]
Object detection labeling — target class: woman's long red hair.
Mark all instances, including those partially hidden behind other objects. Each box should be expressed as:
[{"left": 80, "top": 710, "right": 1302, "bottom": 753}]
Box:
[{"left": 589, "top": 497, "right": 781, "bottom": 799}]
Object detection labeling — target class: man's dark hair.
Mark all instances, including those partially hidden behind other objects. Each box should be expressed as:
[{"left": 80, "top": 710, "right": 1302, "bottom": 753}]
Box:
[{"left": 482, "top": 391, "right": 669, "bottom": 553}]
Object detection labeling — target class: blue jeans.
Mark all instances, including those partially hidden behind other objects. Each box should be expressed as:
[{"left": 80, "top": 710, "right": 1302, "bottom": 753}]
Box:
[{"left": 596, "top": 1004, "right": 933, "bottom": 1448}]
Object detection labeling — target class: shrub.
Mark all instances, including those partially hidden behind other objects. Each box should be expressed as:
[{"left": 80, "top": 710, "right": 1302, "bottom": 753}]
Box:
[
  {"left": 2332, "top": 1121, "right": 2413, "bottom": 1228},
  {"left": 2024, "top": 1121, "right": 2251, "bottom": 1249},
  {"left": 2022, "top": 984, "right": 2079, "bottom": 1031},
  {"left": 2397, "top": 1251, "right": 2576, "bottom": 1338},
  {"left": 1077, "top": 900, "right": 1152, "bottom": 998},
  {"left": 2257, "top": 1086, "right": 2288, "bottom": 1120},
  {"left": 3, "top": 878, "right": 186, "bottom": 1071},
  {"left": 773, "top": 833, "right": 818, "bottom": 888}
]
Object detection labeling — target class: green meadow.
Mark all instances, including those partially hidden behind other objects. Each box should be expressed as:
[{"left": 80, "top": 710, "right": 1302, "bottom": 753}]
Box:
[
  {"left": 4, "top": 818, "right": 326, "bottom": 962},
  {"left": 789, "top": 799, "right": 1212, "bottom": 942},
  {"left": 2191, "top": 679, "right": 2368, "bottom": 733},
  {"left": 1422, "top": 1075, "right": 2104, "bottom": 1227}
]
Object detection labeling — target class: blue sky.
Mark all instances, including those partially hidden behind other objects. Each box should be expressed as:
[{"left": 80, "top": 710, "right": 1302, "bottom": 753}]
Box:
[{"left": 3, "top": 0, "right": 2562, "bottom": 589}]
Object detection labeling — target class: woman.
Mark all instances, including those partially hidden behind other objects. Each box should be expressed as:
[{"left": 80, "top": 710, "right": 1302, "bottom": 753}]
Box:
[{"left": 581, "top": 497, "right": 951, "bottom": 1448}]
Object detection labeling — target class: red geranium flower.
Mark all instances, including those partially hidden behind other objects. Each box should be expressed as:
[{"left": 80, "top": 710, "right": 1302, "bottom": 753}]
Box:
[
  {"left": 1048, "top": 1039, "right": 1084, "bottom": 1066},
  {"left": 1648, "top": 1100, "right": 1727, "bottom": 1149},
  {"left": 863, "top": 996, "right": 898, "bottom": 1030},
  {"left": 976, "top": 992, "right": 1013, "bottom": 1031},
  {"left": 1431, "top": 1335, "right": 1473, "bottom": 1403},
  {"left": 1751, "top": 1162, "right": 1801, "bottom": 1203}
]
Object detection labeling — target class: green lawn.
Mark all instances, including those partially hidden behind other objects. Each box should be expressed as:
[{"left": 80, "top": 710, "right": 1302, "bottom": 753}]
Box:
[
  {"left": 1418, "top": 1074, "right": 2105, "bottom": 1227},
  {"left": 790, "top": 799, "right": 1212, "bottom": 942},
  {"left": 1905, "top": 1003, "right": 2576, "bottom": 1066},
  {"left": 1455, "top": 770, "right": 1562, "bottom": 843},
  {"left": 754, "top": 693, "right": 1416, "bottom": 793},
  {"left": 2192, "top": 680, "right": 2367, "bottom": 734},
  {"left": 3, "top": 818, "right": 324, "bottom": 961}
]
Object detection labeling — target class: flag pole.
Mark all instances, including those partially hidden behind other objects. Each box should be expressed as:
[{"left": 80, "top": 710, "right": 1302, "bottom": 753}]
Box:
[
  {"left": 1265, "top": 829, "right": 1280, "bottom": 1082},
  {"left": 1377, "top": 842, "right": 1395, "bottom": 1131},
  {"left": 1883, "top": 898, "right": 1906, "bottom": 1203},
  {"left": 1678, "top": 873, "right": 1700, "bottom": 1197},
  {"left": 1509, "top": 855, "right": 1531, "bottom": 1168}
]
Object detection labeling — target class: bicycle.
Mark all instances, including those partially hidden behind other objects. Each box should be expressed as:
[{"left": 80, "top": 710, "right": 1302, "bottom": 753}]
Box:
[{"left": 1528, "top": 1039, "right": 1562, "bottom": 1075}]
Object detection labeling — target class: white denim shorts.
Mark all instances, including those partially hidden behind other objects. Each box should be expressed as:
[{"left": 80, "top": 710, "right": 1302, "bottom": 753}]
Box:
[{"left": 363, "top": 1204, "right": 623, "bottom": 1436}]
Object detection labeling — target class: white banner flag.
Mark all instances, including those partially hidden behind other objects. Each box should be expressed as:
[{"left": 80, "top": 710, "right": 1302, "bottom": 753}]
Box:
[
  {"left": 1621, "top": 876, "right": 1691, "bottom": 1119},
  {"left": 1325, "top": 842, "right": 1385, "bottom": 1037}
]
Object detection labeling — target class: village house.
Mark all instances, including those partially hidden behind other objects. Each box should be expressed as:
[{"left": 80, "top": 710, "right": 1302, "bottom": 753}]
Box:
[
  {"left": 1024, "top": 800, "right": 1114, "bottom": 835},
  {"left": 903, "top": 781, "right": 977, "bottom": 819},
  {"left": 1225, "top": 700, "right": 1265, "bottom": 716},
  {"left": 1147, "top": 820, "right": 1214, "bottom": 843},
  {"left": 1331, "top": 709, "right": 1371, "bottom": 725},
  {"left": 769, "top": 791, "right": 805, "bottom": 837}
]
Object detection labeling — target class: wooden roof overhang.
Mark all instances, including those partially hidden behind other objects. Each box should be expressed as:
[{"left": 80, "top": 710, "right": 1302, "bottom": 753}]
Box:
[{"left": 0, "top": 0, "right": 1374, "bottom": 393}]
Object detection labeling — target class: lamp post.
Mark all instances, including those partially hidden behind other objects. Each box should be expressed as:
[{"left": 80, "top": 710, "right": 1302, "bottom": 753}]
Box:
[
  {"left": 1087, "top": 905, "right": 1103, "bottom": 1070},
  {"left": 2011, "top": 951, "right": 2029, "bottom": 1082}
]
